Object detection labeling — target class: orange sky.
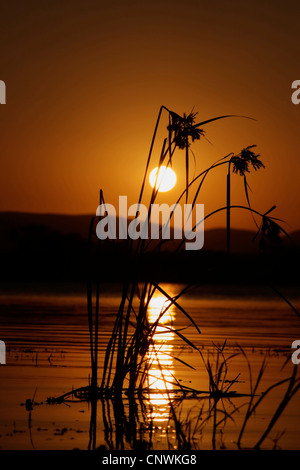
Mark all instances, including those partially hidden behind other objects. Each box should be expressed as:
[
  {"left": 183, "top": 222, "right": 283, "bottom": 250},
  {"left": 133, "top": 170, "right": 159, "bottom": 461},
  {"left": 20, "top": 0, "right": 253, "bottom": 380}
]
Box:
[{"left": 1, "top": 0, "right": 300, "bottom": 232}]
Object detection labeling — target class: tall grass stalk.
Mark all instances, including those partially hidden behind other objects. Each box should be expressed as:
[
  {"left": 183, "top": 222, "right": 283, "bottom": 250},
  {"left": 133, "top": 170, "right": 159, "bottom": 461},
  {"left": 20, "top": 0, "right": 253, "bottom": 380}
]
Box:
[
  {"left": 89, "top": 105, "right": 289, "bottom": 406},
  {"left": 226, "top": 163, "right": 231, "bottom": 255}
]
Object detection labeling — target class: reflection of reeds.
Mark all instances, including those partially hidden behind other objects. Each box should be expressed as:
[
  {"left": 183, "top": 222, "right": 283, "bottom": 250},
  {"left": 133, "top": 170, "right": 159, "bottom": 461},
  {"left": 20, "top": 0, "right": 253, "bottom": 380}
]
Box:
[
  {"left": 47, "top": 345, "right": 300, "bottom": 450},
  {"left": 237, "top": 347, "right": 300, "bottom": 449}
]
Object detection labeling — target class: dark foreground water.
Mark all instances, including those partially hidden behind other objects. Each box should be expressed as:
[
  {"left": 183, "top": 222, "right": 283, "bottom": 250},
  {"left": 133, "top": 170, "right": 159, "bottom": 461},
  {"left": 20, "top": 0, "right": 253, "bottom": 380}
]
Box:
[{"left": 0, "top": 282, "right": 300, "bottom": 450}]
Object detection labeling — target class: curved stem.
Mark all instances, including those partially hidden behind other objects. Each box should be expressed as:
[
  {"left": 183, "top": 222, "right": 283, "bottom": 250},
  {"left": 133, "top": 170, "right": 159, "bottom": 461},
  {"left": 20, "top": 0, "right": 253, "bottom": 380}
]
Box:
[
  {"left": 176, "top": 204, "right": 265, "bottom": 252},
  {"left": 136, "top": 105, "right": 171, "bottom": 210},
  {"left": 143, "top": 159, "right": 231, "bottom": 253}
]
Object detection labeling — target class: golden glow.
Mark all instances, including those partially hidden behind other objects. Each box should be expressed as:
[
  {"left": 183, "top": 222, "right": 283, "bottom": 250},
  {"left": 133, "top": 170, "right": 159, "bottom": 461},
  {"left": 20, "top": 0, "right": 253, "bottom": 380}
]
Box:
[
  {"left": 148, "top": 297, "right": 172, "bottom": 323},
  {"left": 149, "top": 166, "right": 177, "bottom": 192},
  {"left": 1, "top": 4, "right": 299, "bottom": 233},
  {"left": 146, "top": 293, "right": 176, "bottom": 427}
]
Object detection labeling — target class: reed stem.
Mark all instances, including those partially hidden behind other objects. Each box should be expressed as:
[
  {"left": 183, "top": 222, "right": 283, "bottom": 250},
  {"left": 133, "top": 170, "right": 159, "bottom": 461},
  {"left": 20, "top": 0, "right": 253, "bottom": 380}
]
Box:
[{"left": 226, "top": 162, "right": 231, "bottom": 255}]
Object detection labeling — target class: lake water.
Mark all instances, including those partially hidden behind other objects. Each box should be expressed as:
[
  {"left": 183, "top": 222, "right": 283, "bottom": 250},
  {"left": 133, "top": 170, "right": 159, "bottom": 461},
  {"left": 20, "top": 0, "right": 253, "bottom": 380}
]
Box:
[{"left": 0, "top": 282, "right": 300, "bottom": 450}]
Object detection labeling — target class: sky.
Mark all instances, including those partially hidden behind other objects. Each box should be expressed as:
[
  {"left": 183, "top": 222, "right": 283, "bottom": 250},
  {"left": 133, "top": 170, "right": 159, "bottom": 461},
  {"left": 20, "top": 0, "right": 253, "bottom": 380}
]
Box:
[{"left": 1, "top": 0, "right": 300, "bottom": 231}]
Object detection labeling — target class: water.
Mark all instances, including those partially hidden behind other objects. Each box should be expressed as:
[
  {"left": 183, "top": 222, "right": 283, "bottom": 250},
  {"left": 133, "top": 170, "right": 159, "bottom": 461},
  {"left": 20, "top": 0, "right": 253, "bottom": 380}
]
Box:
[{"left": 0, "top": 282, "right": 300, "bottom": 450}]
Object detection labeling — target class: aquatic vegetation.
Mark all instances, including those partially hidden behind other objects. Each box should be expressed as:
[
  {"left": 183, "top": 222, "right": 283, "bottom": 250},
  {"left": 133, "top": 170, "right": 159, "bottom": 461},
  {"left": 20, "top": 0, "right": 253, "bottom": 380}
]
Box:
[{"left": 46, "top": 105, "right": 299, "bottom": 450}]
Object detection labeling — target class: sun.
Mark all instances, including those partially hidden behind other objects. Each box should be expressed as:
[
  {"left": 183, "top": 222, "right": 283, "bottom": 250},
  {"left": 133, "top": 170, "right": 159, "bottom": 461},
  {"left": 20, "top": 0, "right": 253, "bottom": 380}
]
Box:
[{"left": 149, "top": 166, "right": 177, "bottom": 192}]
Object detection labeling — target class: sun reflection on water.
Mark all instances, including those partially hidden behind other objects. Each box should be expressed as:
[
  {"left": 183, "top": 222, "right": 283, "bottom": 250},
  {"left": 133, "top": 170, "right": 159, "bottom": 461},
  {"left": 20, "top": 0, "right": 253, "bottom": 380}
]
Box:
[{"left": 146, "top": 294, "right": 175, "bottom": 427}]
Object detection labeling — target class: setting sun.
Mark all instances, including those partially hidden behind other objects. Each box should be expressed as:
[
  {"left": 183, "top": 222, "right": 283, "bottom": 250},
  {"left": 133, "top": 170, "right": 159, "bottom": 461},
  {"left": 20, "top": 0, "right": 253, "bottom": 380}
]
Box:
[{"left": 149, "top": 166, "right": 177, "bottom": 192}]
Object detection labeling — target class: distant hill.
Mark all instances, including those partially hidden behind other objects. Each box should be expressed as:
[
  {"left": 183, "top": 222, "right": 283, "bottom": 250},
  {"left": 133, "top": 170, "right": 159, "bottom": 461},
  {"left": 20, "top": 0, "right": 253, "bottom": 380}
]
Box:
[
  {"left": 1, "top": 211, "right": 298, "bottom": 252},
  {"left": 0, "top": 212, "right": 92, "bottom": 245},
  {"left": 0, "top": 212, "right": 299, "bottom": 283}
]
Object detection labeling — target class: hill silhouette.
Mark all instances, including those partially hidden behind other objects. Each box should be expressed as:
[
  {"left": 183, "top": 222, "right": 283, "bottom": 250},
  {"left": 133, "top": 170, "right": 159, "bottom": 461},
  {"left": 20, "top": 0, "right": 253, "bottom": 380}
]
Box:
[{"left": 0, "top": 212, "right": 299, "bottom": 284}]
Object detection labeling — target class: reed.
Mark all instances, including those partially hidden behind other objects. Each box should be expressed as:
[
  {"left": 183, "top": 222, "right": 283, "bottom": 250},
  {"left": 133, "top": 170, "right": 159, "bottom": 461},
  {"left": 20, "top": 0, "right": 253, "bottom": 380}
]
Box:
[
  {"left": 236, "top": 347, "right": 300, "bottom": 449},
  {"left": 87, "top": 105, "right": 295, "bottom": 400},
  {"left": 47, "top": 344, "right": 300, "bottom": 450},
  {"left": 43, "top": 104, "right": 300, "bottom": 449}
]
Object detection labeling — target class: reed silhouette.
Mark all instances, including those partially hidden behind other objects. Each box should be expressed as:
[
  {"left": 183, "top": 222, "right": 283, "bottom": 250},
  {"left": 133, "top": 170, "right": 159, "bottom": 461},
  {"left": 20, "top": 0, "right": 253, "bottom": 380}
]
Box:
[{"left": 46, "top": 105, "right": 299, "bottom": 450}]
